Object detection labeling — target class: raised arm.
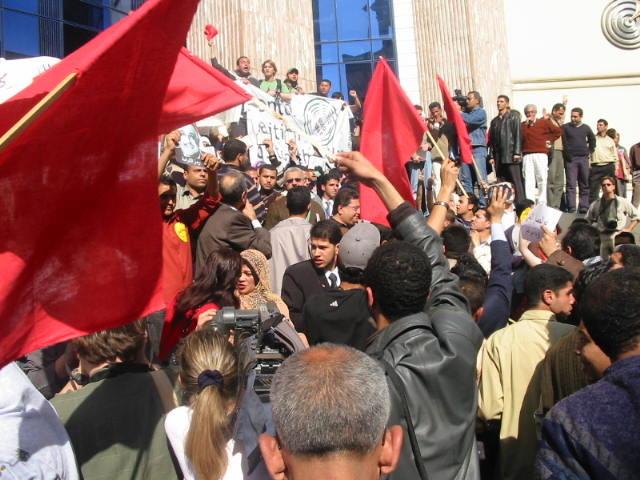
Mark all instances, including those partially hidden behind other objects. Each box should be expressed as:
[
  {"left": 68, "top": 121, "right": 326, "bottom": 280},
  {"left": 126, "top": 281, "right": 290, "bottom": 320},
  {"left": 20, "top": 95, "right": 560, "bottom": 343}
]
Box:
[
  {"left": 335, "top": 151, "right": 469, "bottom": 313},
  {"left": 158, "top": 130, "right": 180, "bottom": 179}
]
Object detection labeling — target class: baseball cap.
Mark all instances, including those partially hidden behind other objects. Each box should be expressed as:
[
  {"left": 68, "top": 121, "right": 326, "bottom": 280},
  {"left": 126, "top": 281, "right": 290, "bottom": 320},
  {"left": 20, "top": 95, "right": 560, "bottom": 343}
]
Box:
[
  {"left": 287, "top": 67, "right": 299, "bottom": 74},
  {"left": 339, "top": 222, "right": 381, "bottom": 270}
]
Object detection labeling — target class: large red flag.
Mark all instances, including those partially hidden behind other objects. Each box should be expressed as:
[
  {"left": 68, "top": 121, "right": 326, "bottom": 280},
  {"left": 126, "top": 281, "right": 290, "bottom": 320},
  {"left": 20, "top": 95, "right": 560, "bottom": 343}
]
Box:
[
  {"left": 0, "top": 0, "right": 249, "bottom": 366},
  {"left": 359, "top": 58, "right": 425, "bottom": 226},
  {"left": 436, "top": 75, "right": 473, "bottom": 165}
]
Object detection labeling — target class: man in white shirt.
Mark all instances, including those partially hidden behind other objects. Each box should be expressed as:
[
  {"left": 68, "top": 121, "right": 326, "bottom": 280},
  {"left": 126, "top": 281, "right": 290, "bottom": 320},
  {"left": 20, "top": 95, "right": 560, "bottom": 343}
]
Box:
[
  {"left": 471, "top": 208, "right": 492, "bottom": 273},
  {"left": 589, "top": 118, "right": 618, "bottom": 203}
]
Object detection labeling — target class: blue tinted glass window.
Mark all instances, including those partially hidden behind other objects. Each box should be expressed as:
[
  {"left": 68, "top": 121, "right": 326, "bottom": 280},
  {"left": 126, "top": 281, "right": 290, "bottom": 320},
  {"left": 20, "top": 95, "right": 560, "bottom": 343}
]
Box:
[
  {"left": 336, "top": 0, "right": 369, "bottom": 40},
  {"left": 63, "top": 0, "right": 104, "bottom": 29},
  {"left": 339, "top": 41, "right": 371, "bottom": 62},
  {"left": 344, "top": 62, "right": 372, "bottom": 97},
  {"left": 103, "top": 9, "right": 126, "bottom": 26},
  {"left": 370, "top": 0, "right": 392, "bottom": 37},
  {"left": 315, "top": 42, "right": 339, "bottom": 64},
  {"left": 63, "top": 23, "right": 98, "bottom": 55},
  {"left": 371, "top": 38, "right": 394, "bottom": 60},
  {"left": 3, "top": 10, "right": 40, "bottom": 56},
  {"left": 313, "top": 0, "right": 337, "bottom": 42},
  {"left": 3, "top": 0, "right": 38, "bottom": 13}
]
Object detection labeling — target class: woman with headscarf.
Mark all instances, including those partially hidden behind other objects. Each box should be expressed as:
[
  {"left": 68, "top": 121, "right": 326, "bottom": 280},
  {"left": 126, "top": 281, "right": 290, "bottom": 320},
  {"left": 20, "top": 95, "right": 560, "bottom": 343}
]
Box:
[{"left": 237, "top": 249, "right": 289, "bottom": 318}]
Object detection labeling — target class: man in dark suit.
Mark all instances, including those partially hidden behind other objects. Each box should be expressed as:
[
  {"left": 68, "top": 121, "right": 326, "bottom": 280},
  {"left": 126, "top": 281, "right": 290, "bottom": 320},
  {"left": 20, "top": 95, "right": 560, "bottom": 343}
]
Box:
[
  {"left": 281, "top": 220, "right": 342, "bottom": 331},
  {"left": 195, "top": 169, "right": 271, "bottom": 275}
]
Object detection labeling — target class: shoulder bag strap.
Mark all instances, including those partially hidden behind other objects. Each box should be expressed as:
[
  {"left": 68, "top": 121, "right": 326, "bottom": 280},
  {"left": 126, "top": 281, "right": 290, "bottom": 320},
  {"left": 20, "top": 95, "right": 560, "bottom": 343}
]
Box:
[{"left": 379, "top": 358, "right": 429, "bottom": 480}]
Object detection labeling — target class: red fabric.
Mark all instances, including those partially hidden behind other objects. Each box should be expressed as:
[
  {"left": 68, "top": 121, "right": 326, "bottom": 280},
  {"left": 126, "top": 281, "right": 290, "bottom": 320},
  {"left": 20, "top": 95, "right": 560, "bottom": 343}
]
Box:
[
  {"left": 521, "top": 118, "right": 562, "bottom": 154},
  {"left": 436, "top": 75, "right": 473, "bottom": 165},
  {"left": 0, "top": 2, "right": 248, "bottom": 367},
  {"left": 162, "top": 193, "right": 221, "bottom": 304},
  {"left": 359, "top": 58, "right": 424, "bottom": 226},
  {"left": 159, "top": 301, "right": 219, "bottom": 360},
  {"left": 204, "top": 24, "right": 219, "bottom": 41}
]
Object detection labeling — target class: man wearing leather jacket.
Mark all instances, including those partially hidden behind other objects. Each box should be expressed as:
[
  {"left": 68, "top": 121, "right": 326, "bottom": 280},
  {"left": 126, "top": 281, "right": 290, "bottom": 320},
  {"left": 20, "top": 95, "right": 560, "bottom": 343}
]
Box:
[
  {"left": 335, "top": 151, "right": 484, "bottom": 480},
  {"left": 488, "top": 95, "right": 525, "bottom": 203}
]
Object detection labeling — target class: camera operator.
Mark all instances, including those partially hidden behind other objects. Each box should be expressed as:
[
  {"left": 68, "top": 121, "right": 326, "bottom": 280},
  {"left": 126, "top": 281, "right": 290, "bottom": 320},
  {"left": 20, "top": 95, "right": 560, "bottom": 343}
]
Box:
[
  {"left": 459, "top": 91, "right": 489, "bottom": 205},
  {"left": 586, "top": 176, "right": 640, "bottom": 258}
]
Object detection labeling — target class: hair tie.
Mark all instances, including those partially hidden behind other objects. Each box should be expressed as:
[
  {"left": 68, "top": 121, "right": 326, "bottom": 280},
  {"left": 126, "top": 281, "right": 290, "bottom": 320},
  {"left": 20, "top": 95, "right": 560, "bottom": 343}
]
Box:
[{"left": 197, "top": 369, "right": 224, "bottom": 392}]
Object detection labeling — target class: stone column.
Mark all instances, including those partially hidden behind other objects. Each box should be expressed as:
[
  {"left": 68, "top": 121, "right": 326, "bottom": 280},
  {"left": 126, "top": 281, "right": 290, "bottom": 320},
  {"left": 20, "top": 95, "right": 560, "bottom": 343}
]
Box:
[
  {"left": 412, "top": 0, "right": 511, "bottom": 118},
  {"left": 186, "top": 0, "right": 316, "bottom": 92}
]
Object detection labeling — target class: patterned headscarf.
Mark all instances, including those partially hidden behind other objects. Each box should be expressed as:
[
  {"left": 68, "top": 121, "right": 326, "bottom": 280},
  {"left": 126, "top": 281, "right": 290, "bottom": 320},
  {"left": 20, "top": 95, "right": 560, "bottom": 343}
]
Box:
[{"left": 239, "top": 249, "right": 289, "bottom": 317}]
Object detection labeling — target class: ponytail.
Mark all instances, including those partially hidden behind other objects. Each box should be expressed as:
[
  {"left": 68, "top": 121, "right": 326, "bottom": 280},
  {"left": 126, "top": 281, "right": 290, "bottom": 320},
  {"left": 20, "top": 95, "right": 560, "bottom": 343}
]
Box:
[
  {"left": 178, "top": 330, "right": 239, "bottom": 480},
  {"left": 185, "top": 385, "right": 231, "bottom": 480}
]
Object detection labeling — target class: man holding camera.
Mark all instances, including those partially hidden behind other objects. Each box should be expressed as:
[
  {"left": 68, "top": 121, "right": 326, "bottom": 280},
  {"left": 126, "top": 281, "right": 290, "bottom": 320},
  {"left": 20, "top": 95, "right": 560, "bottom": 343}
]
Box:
[
  {"left": 586, "top": 176, "right": 640, "bottom": 257},
  {"left": 460, "top": 91, "right": 489, "bottom": 204}
]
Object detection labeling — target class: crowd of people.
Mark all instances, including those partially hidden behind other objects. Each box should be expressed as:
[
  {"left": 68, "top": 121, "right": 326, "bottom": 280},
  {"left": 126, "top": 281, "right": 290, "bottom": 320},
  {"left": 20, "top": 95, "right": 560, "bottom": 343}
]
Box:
[{"left": 2, "top": 52, "right": 640, "bottom": 480}]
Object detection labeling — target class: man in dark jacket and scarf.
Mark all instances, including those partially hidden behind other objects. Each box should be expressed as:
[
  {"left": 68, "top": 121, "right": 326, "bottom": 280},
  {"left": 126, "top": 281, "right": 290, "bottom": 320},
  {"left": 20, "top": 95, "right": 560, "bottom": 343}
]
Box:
[
  {"left": 335, "top": 151, "right": 484, "bottom": 480},
  {"left": 488, "top": 95, "right": 525, "bottom": 203}
]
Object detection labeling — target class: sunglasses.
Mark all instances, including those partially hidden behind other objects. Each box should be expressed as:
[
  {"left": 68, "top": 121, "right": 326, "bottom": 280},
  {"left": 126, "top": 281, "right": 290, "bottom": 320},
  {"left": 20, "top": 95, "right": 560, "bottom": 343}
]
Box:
[{"left": 286, "top": 178, "right": 304, "bottom": 183}]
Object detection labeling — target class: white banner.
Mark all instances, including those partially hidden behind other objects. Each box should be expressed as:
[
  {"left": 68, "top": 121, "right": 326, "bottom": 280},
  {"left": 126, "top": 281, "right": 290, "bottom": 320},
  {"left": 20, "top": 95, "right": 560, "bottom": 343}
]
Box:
[
  {"left": 244, "top": 92, "right": 351, "bottom": 174},
  {"left": 0, "top": 56, "right": 60, "bottom": 103}
]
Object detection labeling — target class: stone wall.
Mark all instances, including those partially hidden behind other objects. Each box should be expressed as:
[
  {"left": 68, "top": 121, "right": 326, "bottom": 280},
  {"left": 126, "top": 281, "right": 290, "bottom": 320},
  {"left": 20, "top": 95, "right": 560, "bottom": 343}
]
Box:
[{"left": 186, "top": 0, "right": 316, "bottom": 92}]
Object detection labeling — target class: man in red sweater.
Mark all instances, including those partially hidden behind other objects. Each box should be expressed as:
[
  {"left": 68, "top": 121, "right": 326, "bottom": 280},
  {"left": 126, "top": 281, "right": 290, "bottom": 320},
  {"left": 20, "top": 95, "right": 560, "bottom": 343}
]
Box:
[
  {"left": 158, "top": 132, "right": 221, "bottom": 305},
  {"left": 521, "top": 104, "right": 562, "bottom": 204}
]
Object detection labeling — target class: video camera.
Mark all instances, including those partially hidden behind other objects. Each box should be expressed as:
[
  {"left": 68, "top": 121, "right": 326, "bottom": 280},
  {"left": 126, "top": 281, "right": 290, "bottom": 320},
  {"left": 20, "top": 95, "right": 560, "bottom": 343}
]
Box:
[
  {"left": 452, "top": 88, "right": 468, "bottom": 109},
  {"left": 210, "top": 305, "right": 293, "bottom": 402}
]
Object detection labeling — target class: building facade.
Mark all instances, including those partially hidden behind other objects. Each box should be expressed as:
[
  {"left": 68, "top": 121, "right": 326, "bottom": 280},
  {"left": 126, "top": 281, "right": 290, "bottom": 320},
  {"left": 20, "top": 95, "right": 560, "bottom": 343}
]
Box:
[{"left": 1, "top": 0, "right": 638, "bottom": 142}]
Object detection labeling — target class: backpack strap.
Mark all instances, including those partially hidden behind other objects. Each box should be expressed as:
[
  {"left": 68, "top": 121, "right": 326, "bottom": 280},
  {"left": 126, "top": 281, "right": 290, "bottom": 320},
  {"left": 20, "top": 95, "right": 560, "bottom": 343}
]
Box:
[{"left": 150, "top": 369, "right": 178, "bottom": 413}]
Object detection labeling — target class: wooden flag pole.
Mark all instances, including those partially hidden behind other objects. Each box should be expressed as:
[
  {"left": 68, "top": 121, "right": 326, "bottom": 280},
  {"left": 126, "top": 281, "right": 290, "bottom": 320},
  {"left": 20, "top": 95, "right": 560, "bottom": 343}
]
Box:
[
  {"left": 425, "top": 129, "right": 468, "bottom": 196},
  {"left": 0, "top": 73, "right": 78, "bottom": 155}
]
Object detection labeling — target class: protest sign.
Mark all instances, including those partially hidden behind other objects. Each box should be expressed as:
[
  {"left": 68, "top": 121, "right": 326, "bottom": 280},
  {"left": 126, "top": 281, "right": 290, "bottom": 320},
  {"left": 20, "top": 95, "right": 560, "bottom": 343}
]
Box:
[
  {"left": 175, "top": 124, "right": 202, "bottom": 165},
  {"left": 0, "top": 56, "right": 60, "bottom": 103},
  {"left": 521, "top": 204, "right": 563, "bottom": 242}
]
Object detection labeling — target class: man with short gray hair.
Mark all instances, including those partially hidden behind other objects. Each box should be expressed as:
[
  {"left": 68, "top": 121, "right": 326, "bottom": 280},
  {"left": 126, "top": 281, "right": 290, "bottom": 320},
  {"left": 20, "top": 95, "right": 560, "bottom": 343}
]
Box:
[
  {"left": 521, "top": 103, "right": 562, "bottom": 204},
  {"left": 196, "top": 169, "right": 271, "bottom": 274},
  {"left": 259, "top": 344, "right": 403, "bottom": 480},
  {"left": 264, "top": 167, "right": 325, "bottom": 229}
]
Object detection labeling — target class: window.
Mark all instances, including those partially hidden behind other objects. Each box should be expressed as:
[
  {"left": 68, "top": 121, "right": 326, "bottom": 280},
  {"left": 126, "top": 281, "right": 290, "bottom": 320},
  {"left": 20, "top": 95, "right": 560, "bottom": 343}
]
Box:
[
  {"left": 3, "top": 0, "right": 39, "bottom": 14},
  {"left": 313, "top": 0, "right": 396, "bottom": 99},
  {"left": 63, "top": 23, "right": 98, "bottom": 55},
  {"left": 0, "top": 0, "right": 145, "bottom": 58},
  {"left": 3, "top": 10, "right": 40, "bottom": 57}
]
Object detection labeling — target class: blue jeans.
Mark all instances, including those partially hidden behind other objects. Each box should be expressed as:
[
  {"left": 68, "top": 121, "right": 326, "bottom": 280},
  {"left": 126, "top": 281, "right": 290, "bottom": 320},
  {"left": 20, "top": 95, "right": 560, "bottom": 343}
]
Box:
[
  {"left": 408, "top": 151, "right": 432, "bottom": 196},
  {"left": 460, "top": 146, "right": 488, "bottom": 205}
]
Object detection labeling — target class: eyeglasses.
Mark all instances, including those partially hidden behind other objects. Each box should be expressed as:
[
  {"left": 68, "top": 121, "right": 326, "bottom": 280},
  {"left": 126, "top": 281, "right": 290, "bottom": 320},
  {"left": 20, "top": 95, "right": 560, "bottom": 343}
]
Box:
[
  {"left": 601, "top": 183, "right": 614, "bottom": 187},
  {"left": 286, "top": 177, "right": 303, "bottom": 184}
]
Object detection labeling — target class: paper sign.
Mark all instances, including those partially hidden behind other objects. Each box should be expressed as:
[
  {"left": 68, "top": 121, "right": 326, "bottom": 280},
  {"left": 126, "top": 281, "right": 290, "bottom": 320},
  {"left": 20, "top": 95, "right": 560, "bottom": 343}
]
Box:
[
  {"left": 0, "top": 56, "right": 60, "bottom": 103},
  {"left": 175, "top": 124, "right": 202, "bottom": 166},
  {"left": 520, "top": 204, "right": 563, "bottom": 243}
]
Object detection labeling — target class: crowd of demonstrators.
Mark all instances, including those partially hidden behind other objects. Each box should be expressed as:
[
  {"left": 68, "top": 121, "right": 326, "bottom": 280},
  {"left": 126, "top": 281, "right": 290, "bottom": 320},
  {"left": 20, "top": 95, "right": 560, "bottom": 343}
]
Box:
[{"left": 6, "top": 53, "right": 640, "bottom": 480}]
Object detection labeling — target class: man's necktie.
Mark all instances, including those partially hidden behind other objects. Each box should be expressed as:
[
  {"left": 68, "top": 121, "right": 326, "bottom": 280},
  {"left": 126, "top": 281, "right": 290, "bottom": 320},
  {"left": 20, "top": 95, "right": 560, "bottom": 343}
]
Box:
[{"left": 328, "top": 272, "right": 337, "bottom": 289}]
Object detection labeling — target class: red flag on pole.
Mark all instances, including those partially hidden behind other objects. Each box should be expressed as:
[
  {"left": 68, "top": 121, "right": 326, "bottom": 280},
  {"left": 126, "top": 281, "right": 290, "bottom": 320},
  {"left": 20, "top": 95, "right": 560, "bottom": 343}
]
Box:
[
  {"left": 0, "top": 0, "right": 249, "bottom": 366},
  {"left": 359, "top": 58, "right": 425, "bottom": 226},
  {"left": 436, "top": 75, "right": 473, "bottom": 165}
]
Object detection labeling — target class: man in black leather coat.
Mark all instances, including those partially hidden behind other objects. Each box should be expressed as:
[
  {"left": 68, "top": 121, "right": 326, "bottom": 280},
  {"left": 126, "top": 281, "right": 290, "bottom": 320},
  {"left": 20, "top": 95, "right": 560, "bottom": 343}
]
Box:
[
  {"left": 488, "top": 95, "right": 525, "bottom": 203},
  {"left": 335, "top": 151, "right": 484, "bottom": 480}
]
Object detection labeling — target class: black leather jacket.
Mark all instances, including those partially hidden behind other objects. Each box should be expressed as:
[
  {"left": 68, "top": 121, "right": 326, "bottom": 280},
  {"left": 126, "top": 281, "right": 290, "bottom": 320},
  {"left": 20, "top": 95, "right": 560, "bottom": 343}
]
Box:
[
  {"left": 488, "top": 109, "right": 522, "bottom": 165},
  {"left": 366, "top": 203, "right": 484, "bottom": 480}
]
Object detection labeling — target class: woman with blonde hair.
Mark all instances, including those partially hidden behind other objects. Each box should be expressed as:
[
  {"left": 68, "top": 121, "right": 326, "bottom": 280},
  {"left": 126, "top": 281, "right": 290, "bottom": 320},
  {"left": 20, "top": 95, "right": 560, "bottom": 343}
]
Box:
[
  {"left": 237, "top": 249, "right": 289, "bottom": 317},
  {"left": 164, "top": 329, "right": 241, "bottom": 480}
]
